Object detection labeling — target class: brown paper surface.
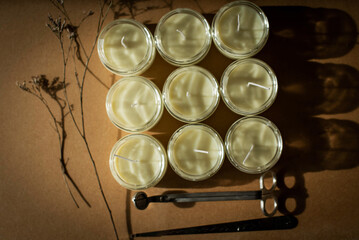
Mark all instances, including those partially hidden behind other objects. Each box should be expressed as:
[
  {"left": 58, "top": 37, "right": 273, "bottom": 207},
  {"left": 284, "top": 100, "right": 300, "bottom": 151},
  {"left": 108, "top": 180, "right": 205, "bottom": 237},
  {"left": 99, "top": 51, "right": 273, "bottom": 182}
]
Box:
[{"left": 1, "top": 0, "right": 359, "bottom": 239}]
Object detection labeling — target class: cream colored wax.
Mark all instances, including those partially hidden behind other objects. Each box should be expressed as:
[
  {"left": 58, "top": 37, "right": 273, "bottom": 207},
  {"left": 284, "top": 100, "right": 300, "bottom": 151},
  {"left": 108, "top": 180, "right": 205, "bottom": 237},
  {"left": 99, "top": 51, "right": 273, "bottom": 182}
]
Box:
[
  {"left": 110, "top": 134, "right": 167, "bottom": 190},
  {"left": 213, "top": 1, "right": 268, "bottom": 58},
  {"left": 226, "top": 117, "right": 282, "bottom": 173},
  {"left": 221, "top": 59, "right": 277, "bottom": 115},
  {"left": 164, "top": 66, "right": 219, "bottom": 122},
  {"left": 98, "top": 19, "right": 155, "bottom": 75},
  {"left": 168, "top": 124, "right": 224, "bottom": 181},
  {"left": 155, "top": 9, "right": 211, "bottom": 65},
  {"left": 106, "top": 76, "right": 163, "bottom": 132}
]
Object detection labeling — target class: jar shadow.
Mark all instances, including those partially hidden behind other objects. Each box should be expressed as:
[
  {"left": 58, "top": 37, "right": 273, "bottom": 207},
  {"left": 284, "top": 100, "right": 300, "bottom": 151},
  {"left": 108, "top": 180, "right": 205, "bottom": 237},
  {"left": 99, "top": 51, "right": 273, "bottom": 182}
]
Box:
[{"left": 125, "top": 6, "right": 358, "bottom": 217}]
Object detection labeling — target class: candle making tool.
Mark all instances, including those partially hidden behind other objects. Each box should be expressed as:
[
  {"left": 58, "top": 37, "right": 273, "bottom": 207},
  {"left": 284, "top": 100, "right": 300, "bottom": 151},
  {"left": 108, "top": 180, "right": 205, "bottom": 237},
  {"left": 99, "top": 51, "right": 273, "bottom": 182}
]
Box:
[
  {"left": 131, "top": 215, "right": 297, "bottom": 238},
  {"left": 133, "top": 171, "right": 278, "bottom": 216}
]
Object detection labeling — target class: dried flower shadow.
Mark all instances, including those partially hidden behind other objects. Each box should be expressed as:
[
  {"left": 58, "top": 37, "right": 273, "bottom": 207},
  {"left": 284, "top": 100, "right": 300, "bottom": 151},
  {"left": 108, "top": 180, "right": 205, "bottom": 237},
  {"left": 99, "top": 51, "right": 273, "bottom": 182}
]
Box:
[{"left": 17, "top": 75, "right": 90, "bottom": 208}]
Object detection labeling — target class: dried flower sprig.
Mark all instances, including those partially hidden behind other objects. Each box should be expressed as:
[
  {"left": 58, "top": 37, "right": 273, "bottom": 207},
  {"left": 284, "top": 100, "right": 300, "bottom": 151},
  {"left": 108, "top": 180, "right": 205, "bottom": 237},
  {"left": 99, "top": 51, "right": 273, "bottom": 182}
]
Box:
[
  {"left": 50, "top": 0, "right": 109, "bottom": 89},
  {"left": 18, "top": 0, "right": 181, "bottom": 239},
  {"left": 18, "top": 0, "right": 119, "bottom": 239},
  {"left": 16, "top": 75, "right": 90, "bottom": 209},
  {"left": 46, "top": 1, "right": 119, "bottom": 239}
]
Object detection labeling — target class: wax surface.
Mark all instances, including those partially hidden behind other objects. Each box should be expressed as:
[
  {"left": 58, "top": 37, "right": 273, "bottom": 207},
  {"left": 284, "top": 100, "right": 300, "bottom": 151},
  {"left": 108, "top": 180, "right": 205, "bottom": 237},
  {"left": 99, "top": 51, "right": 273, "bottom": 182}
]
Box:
[
  {"left": 171, "top": 126, "right": 222, "bottom": 176},
  {"left": 225, "top": 62, "right": 272, "bottom": 112},
  {"left": 110, "top": 79, "right": 158, "bottom": 129},
  {"left": 217, "top": 5, "right": 265, "bottom": 53},
  {"left": 114, "top": 136, "right": 163, "bottom": 186},
  {"left": 103, "top": 23, "right": 147, "bottom": 71},
  {"left": 167, "top": 71, "right": 216, "bottom": 120},
  {"left": 159, "top": 13, "right": 206, "bottom": 60},
  {"left": 229, "top": 120, "right": 277, "bottom": 169}
]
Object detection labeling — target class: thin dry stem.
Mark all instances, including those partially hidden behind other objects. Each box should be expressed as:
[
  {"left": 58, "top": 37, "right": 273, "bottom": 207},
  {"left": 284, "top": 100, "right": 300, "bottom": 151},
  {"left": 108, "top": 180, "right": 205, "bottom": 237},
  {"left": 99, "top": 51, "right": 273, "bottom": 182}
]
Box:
[{"left": 49, "top": 1, "right": 119, "bottom": 239}]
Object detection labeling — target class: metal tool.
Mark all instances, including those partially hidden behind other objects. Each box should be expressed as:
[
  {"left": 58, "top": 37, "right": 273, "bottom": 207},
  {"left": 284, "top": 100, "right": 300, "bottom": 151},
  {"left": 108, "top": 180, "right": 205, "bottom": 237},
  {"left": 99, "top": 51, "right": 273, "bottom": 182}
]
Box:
[
  {"left": 133, "top": 171, "right": 278, "bottom": 216},
  {"left": 131, "top": 215, "right": 297, "bottom": 238}
]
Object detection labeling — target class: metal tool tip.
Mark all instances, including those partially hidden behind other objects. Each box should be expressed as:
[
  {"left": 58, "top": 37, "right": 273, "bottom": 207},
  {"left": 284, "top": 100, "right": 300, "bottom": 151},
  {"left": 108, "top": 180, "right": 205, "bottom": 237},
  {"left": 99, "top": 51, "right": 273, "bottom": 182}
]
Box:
[{"left": 133, "top": 192, "right": 149, "bottom": 210}]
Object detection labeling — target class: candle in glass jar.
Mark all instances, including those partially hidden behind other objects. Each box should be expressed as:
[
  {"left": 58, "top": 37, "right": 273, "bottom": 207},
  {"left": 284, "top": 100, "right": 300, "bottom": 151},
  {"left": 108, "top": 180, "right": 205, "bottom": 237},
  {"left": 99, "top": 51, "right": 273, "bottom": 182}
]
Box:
[
  {"left": 225, "top": 116, "right": 282, "bottom": 174},
  {"left": 155, "top": 8, "right": 211, "bottom": 66},
  {"left": 109, "top": 134, "right": 167, "bottom": 190},
  {"left": 168, "top": 124, "right": 224, "bottom": 181},
  {"left": 220, "top": 58, "right": 277, "bottom": 116},
  {"left": 98, "top": 19, "right": 155, "bottom": 76},
  {"left": 212, "top": 1, "right": 269, "bottom": 59},
  {"left": 106, "top": 76, "right": 163, "bottom": 132},
  {"left": 163, "top": 66, "right": 219, "bottom": 123}
]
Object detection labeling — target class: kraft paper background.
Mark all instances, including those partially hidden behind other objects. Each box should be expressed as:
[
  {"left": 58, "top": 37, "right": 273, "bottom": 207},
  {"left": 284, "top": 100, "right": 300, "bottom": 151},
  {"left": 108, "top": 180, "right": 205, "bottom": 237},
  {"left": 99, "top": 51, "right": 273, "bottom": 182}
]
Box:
[{"left": 1, "top": 0, "right": 359, "bottom": 239}]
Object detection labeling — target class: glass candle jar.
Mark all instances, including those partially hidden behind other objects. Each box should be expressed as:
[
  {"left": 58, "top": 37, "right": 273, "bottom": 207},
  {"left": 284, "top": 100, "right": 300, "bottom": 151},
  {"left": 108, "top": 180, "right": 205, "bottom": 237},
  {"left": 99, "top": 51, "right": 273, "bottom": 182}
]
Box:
[
  {"left": 225, "top": 116, "right": 283, "bottom": 174},
  {"left": 168, "top": 124, "right": 225, "bottom": 181},
  {"left": 163, "top": 66, "right": 220, "bottom": 123},
  {"left": 155, "top": 8, "right": 212, "bottom": 66},
  {"left": 212, "top": 0, "right": 269, "bottom": 59},
  {"left": 109, "top": 134, "right": 167, "bottom": 190},
  {"left": 98, "top": 19, "right": 155, "bottom": 76},
  {"left": 220, "top": 58, "right": 278, "bottom": 116},
  {"left": 106, "top": 76, "right": 163, "bottom": 132}
]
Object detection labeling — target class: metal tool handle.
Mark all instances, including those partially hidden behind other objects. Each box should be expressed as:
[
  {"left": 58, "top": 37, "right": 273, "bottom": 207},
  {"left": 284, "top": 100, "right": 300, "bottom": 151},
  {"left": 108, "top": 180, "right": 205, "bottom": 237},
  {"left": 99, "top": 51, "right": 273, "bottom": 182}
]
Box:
[
  {"left": 260, "top": 171, "right": 278, "bottom": 217},
  {"left": 160, "top": 190, "right": 262, "bottom": 202},
  {"left": 260, "top": 171, "right": 277, "bottom": 192},
  {"left": 131, "top": 215, "right": 298, "bottom": 238},
  {"left": 260, "top": 194, "right": 278, "bottom": 217}
]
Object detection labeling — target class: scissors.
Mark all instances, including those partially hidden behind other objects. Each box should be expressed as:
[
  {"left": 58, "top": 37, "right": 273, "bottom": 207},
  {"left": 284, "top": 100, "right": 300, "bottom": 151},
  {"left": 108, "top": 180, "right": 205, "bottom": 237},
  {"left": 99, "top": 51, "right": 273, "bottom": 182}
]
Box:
[{"left": 133, "top": 171, "right": 278, "bottom": 217}]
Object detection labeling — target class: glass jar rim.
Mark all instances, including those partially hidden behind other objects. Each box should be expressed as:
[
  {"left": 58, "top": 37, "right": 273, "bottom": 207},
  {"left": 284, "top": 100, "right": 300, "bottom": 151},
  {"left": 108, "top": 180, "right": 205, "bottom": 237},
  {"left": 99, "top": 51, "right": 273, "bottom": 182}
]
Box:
[
  {"left": 212, "top": 0, "right": 269, "bottom": 59},
  {"left": 220, "top": 58, "right": 278, "bottom": 116},
  {"left": 106, "top": 76, "right": 163, "bottom": 132},
  {"left": 97, "top": 19, "right": 155, "bottom": 76},
  {"left": 163, "top": 66, "right": 220, "bottom": 123},
  {"left": 109, "top": 134, "right": 168, "bottom": 190},
  {"left": 225, "top": 116, "right": 283, "bottom": 174},
  {"left": 155, "top": 8, "right": 212, "bottom": 66},
  {"left": 167, "top": 123, "right": 225, "bottom": 181}
]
